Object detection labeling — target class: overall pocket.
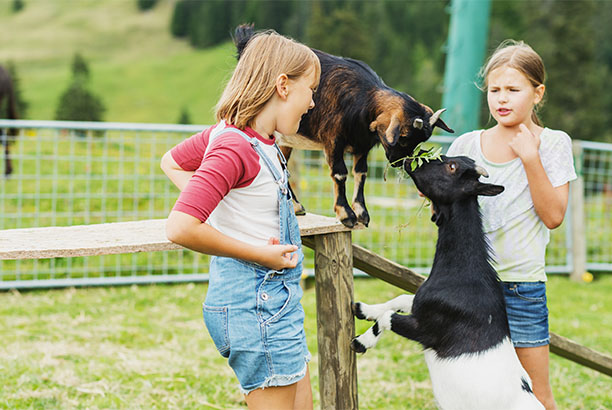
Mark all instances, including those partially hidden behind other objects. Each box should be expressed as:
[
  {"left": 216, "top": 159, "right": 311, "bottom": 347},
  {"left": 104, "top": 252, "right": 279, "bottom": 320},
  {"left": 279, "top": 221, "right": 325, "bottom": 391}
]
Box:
[
  {"left": 257, "top": 280, "right": 292, "bottom": 325},
  {"left": 202, "top": 304, "right": 230, "bottom": 357}
]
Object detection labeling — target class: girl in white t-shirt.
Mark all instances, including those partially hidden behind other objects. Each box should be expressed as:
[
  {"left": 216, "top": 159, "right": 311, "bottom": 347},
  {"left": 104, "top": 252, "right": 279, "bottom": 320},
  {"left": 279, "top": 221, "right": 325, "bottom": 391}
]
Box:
[{"left": 447, "top": 40, "right": 576, "bottom": 410}]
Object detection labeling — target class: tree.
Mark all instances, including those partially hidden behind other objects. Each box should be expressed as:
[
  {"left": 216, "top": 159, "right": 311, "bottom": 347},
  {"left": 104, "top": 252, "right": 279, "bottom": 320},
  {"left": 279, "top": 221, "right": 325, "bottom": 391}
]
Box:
[
  {"left": 55, "top": 53, "right": 105, "bottom": 123},
  {"left": 177, "top": 107, "right": 192, "bottom": 125},
  {"left": 12, "top": 0, "right": 24, "bottom": 13},
  {"left": 137, "top": 0, "right": 157, "bottom": 11}
]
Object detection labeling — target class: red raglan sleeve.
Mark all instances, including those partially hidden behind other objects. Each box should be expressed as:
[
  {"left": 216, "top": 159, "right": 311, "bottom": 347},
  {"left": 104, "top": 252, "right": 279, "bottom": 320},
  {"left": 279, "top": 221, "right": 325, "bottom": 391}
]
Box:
[
  {"left": 171, "top": 132, "right": 260, "bottom": 222},
  {"left": 170, "top": 127, "right": 212, "bottom": 171}
]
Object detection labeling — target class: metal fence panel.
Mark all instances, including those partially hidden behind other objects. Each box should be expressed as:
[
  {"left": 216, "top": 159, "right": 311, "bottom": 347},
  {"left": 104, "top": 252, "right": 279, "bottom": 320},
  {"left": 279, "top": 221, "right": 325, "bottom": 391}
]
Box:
[{"left": 1, "top": 120, "right": 609, "bottom": 288}]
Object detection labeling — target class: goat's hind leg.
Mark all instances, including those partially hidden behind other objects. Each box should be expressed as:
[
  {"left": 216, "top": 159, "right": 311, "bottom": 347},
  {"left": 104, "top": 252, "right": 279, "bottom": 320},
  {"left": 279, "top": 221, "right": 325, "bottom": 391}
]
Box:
[{"left": 352, "top": 294, "right": 414, "bottom": 321}]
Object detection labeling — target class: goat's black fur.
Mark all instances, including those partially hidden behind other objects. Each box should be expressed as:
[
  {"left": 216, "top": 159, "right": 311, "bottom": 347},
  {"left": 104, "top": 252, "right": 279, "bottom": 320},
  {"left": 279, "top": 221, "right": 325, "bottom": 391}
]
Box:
[
  {"left": 233, "top": 24, "right": 453, "bottom": 228},
  {"left": 351, "top": 156, "right": 545, "bottom": 409}
]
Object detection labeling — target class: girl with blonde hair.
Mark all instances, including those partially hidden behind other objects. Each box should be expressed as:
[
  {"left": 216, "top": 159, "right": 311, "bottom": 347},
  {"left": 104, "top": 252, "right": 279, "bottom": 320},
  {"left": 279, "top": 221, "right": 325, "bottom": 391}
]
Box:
[
  {"left": 447, "top": 40, "right": 576, "bottom": 410},
  {"left": 161, "top": 29, "right": 320, "bottom": 410}
]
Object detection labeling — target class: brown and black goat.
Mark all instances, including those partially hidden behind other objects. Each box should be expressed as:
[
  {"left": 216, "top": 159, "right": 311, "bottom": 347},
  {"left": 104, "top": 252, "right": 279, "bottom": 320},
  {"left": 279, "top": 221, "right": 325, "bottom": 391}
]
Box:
[
  {"left": 234, "top": 25, "right": 453, "bottom": 227},
  {"left": 0, "top": 65, "right": 19, "bottom": 176}
]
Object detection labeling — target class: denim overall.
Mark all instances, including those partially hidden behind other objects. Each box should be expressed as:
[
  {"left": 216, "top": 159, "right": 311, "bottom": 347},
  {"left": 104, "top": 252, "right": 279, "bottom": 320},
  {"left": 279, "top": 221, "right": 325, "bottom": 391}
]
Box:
[{"left": 201, "top": 128, "right": 309, "bottom": 394}]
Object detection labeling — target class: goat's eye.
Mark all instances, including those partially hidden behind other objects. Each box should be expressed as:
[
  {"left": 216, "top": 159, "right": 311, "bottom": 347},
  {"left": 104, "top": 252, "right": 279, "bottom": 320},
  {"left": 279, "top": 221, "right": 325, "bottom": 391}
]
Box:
[{"left": 448, "top": 162, "right": 457, "bottom": 173}]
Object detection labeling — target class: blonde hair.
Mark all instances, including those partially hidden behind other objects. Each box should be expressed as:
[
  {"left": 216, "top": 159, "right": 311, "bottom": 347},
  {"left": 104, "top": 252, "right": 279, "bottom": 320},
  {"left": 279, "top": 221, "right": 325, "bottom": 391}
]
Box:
[
  {"left": 215, "top": 30, "right": 321, "bottom": 130},
  {"left": 480, "top": 40, "right": 546, "bottom": 125}
]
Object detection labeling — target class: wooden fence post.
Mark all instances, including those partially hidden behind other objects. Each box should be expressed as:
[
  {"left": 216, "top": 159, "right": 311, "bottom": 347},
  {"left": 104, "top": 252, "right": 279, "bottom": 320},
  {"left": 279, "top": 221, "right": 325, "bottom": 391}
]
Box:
[
  {"left": 314, "top": 231, "right": 358, "bottom": 410},
  {"left": 570, "top": 141, "right": 587, "bottom": 282}
]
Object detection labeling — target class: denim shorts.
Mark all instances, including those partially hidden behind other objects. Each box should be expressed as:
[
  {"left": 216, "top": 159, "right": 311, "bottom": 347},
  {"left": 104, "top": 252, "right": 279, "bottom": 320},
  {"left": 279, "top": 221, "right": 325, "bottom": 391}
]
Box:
[
  {"left": 203, "top": 255, "right": 310, "bottom": 394},
  {"left": 502, "top": 281, "right": 550, "bottom": 348}
]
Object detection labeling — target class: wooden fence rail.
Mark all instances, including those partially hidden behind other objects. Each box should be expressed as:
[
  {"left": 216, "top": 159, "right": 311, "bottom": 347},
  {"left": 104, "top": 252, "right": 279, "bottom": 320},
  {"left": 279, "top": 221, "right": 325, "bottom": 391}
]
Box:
[
  {"left": 305, "top": 237, "right": 612, "bottom": 378},
  {"left": 1, "top": 215, "right": 610, "bottom": 410}
]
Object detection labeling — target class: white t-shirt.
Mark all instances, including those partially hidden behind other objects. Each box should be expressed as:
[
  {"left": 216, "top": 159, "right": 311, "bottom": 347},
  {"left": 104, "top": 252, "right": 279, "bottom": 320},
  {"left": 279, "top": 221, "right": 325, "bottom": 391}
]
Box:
[{"left": 446, "top": 128, "right": 577, "bottom": 282}]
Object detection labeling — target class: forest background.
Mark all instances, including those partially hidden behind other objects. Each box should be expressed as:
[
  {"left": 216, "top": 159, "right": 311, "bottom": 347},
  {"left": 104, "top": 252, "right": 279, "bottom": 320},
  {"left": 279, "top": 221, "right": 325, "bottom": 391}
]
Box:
[{"left": 1, "top": 0, "right": 611, "bottom": 143}]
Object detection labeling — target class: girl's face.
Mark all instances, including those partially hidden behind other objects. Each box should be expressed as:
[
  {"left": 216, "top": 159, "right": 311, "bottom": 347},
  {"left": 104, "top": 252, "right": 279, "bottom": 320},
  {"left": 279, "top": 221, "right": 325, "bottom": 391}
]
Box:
[
  {"left": 486, "top": 66, "right": 544, "bottom": 128},
  {"left": 276, "top": 66, "right": 317, "bottom": 135}
]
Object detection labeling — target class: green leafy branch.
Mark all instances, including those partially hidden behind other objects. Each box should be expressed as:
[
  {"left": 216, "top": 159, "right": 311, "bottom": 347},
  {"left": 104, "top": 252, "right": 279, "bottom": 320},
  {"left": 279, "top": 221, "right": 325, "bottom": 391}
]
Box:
[{"left": 384, "top": 143, "right": 444, "bottom": 181}]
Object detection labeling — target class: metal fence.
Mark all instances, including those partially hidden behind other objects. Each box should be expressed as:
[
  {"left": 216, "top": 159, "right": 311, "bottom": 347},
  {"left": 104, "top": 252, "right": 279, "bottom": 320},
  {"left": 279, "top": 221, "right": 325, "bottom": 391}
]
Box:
[{"left": 1, "top": 120, "right": 610, "bottom": 288}]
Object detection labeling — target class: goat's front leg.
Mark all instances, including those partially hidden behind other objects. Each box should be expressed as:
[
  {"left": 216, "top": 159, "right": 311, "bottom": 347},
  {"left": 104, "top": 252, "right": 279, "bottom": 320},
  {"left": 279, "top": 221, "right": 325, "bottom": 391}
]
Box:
[
  {"left": 327, "top": 143, "right": 357, "bottom": 228},
  {"left": 351, "top": 311, "right": 420, "bottom": 353},
  {"left": 352, "top": 152, "right": 370, "bottom": 226},
  {"left": 352, "top": 294, "right": 414, "bottom": 321}
]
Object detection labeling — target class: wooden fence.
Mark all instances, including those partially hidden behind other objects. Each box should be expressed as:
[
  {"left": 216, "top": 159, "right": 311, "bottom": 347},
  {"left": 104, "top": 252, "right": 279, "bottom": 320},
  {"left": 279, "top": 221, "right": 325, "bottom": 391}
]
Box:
[{"left": 1, "top": 214, "right": 610, "bottom": 408}]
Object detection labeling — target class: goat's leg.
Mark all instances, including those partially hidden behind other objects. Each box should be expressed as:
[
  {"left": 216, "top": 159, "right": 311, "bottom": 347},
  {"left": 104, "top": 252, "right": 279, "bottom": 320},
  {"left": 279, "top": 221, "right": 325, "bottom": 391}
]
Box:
[
  {"left": 352, "top": 294, "right": 414, "bottom": 321},
  {"left": 327, "top": 143, "right": 357, "bottom": 228},
  {"left": 2, "top": 132, "right": 12, "bottom": 177},
  {"left": 279, "top": 146, "right": 306, "bottom": 215},
  {"left": 352, "top": 311, "right": 420, "bottom": 353},
  {"left": 352, "top": 152, "right": 370, "bottom": 226},
  {"left": 351, "top": 309, "right": 394, "bottom": 352}
]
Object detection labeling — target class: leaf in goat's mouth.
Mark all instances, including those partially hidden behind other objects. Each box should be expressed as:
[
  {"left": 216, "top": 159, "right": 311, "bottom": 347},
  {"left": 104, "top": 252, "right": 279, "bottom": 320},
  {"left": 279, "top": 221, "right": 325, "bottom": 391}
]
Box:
[{"left": 384, "top": 143, "right": 444, "bottom": 181}]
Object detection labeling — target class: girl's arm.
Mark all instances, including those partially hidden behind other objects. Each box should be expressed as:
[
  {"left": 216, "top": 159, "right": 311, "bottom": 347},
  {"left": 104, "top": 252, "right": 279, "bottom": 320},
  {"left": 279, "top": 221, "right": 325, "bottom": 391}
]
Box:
[
  {"left": 510, "top": 124, "right": 569, "bottom": 229},
  {"left": 160, "top": 150, "right": 194, "bottom": 191},
  {"left": 166, "top": 210, "right": 299, "bottom": 271}
]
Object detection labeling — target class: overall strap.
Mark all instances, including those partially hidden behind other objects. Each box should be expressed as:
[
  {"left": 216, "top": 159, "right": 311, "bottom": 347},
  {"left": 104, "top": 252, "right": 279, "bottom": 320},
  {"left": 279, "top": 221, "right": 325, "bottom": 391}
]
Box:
[{"left": 213, "top": 128, "right": 287, "bottom": 191}]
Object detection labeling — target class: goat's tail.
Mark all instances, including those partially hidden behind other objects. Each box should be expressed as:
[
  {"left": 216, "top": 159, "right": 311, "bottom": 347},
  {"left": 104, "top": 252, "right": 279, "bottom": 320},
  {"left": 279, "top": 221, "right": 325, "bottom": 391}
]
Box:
[{"left": 233, "top": 24, "right": 255, "bottom": 60}]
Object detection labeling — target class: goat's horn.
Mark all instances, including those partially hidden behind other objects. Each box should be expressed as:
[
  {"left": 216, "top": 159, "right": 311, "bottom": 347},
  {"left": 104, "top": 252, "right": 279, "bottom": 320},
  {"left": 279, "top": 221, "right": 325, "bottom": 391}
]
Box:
[
  {"left": 413, "top": 118, "right": 424, "bottom": 129},
  {"left": 429, "top": 108, "right": 447, "bottom": 127},
  {"left": 475, "top": 165, "right": 489, "bottom": 178}
]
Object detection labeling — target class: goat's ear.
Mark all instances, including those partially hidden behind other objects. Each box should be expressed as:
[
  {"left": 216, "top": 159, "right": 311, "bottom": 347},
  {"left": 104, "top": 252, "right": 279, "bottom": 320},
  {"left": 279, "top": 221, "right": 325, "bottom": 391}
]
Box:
[
  {"left": 432, "top": 117, "right": 454, "bottom": 134},
  {"left": 384, "top": 115, "right": 401, "bottom": 146},
  {"left": 476, "top": 183, "right": 504, "bottom": 197}
]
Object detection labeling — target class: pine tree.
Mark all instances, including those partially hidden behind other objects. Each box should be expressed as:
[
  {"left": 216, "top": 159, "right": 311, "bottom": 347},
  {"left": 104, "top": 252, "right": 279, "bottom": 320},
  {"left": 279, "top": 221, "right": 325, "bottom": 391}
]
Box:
[
  {"left": 137, "top": 0, "right": 157, "bottom": 11},
  {"left": 177, "top": 107, "right": 192, "bottom": 125},
  {"left": 55, "top": 53, "right": 105, "bottom": 124}
]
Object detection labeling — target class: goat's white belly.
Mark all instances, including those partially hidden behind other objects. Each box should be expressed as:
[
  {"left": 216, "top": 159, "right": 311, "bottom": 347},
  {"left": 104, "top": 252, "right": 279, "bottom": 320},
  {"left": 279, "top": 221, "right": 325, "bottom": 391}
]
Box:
[
  {"left": 424, "top": 338, "right": 544, "bottom": 410},
  {"left": 274, "top": 132, "right": 324, "bottom": 151}
]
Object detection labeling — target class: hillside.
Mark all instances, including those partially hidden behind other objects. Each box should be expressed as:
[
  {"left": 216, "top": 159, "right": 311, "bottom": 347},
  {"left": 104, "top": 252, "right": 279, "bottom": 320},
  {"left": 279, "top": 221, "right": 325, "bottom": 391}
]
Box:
[{"left": 0, "top": 0, "right": 235, "bottom": 124}]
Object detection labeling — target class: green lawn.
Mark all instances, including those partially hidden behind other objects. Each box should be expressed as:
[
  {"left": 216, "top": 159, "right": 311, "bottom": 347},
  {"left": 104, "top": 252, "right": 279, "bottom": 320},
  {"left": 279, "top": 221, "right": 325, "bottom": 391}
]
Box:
[
  {"left": 1, "top": 275, "right": 610, "bottom": 409},
  {"left": 0, "top": 0, "right": 233, "bottom": 124}
]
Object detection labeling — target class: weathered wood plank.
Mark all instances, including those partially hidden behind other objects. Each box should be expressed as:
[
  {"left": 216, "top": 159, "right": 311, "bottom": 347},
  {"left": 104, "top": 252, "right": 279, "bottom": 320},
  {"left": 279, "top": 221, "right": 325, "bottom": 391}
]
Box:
[
  {"left": 0, "top": 213, "right": 359, "bottom": 260},
  {"left": 314, "top": 232, "right": 359, "bottom": 409},
  {"left": 550, "top": 333, "right": 612, "bottom": 377}
]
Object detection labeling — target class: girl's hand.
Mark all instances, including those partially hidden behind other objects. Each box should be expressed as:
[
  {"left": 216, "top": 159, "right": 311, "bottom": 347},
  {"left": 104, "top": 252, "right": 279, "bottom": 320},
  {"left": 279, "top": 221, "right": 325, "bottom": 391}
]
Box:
[
  {"left": 509, "top": 124, "right": 540, "bottom": 163},
  {"left": 257, "top": 237, "right": 299, "bottom": 270}
]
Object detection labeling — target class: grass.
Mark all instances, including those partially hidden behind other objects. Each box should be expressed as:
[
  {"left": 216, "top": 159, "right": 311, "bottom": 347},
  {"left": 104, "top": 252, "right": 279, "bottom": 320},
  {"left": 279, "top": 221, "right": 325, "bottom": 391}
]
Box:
[
  {"left": 0, "top": 0, "right": 234, "bottom": 124},
  {"left": 1, "top": 275, "right": 611, "bottom": 409}
]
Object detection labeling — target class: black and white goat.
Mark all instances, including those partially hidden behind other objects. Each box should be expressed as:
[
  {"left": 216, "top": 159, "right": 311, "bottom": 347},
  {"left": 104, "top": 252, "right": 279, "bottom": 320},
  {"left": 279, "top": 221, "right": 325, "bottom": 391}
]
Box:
[
  {"left": 351, "top": 155, "right": 544, "bottom": 410},
  {"left": 234, "top": 24, "right": 453, "bottom": 228}
]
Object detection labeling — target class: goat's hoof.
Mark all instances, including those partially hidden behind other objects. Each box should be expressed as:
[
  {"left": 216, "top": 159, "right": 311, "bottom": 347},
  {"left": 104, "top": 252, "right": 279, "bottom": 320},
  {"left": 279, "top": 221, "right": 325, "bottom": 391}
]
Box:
[
  {"left": 351, "top": 302, "right": 366, "bottom": 320},
  {"left": 350, "top": 338, "right": 367, "bottom": 353},
  {"left": 293, "top": 203, "right": 306, "bottom": 216},
  {"left": 357, "top": 213, "right": 370, "bottom": 227},
  {"left": 339, "top": 216, "right": 357, "bottom": 228}
]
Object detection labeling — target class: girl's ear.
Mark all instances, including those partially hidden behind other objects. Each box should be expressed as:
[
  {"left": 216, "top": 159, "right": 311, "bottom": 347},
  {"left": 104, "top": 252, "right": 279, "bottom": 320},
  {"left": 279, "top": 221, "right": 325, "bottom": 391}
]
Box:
[
  {"left": 276, "top": 73, "right": 289, "bottom": 100},
  {"left": 534, "top": 84, "right": 545, "bottom": 105}
]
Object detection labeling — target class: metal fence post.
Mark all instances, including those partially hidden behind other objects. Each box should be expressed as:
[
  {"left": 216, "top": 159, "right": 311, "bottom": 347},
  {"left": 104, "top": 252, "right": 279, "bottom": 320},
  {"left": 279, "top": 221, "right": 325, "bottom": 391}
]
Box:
[{"left": 570, "top": 140, "right": 587, "bottom": 281}]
